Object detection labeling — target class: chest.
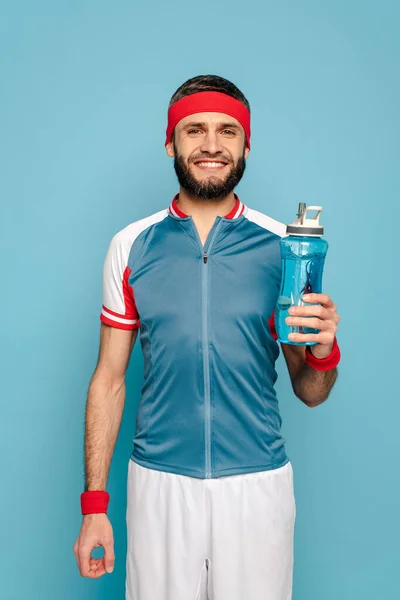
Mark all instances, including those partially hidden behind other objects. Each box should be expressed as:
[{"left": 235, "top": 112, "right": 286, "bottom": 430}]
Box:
[
  {"left": 191, "top": 219, "right": 214, "bottom": 247},
  {"left": 128, "top": 224, "right": 282, "bottom": 332}
]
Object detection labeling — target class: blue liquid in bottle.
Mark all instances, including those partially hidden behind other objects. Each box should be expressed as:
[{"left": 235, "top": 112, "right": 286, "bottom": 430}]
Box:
[{"left": 275, "top": 204, "right": 329, "bottom": 346}]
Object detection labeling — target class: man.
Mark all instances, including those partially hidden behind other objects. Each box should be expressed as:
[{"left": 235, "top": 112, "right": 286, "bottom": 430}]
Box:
[{"left": 73, "top": 75, "right": 341, "bottom": 599}]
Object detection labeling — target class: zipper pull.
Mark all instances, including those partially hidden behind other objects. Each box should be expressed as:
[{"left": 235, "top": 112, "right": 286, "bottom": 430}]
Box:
[{"left": 203, "top": 253, "right": 208, "bottom": 264}]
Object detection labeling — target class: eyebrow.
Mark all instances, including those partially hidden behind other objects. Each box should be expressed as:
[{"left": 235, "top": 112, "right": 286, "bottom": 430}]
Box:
[{"left": 183, "top": 121, "right": 241, "bottom": 130}]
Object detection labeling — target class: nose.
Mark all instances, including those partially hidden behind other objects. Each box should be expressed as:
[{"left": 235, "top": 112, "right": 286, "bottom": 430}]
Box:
[{"left": 200, "top": 129, "right": 223, "bottom": 155}]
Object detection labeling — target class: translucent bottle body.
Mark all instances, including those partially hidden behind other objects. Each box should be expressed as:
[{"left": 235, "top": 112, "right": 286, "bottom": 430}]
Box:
[{"left": 275, "top": 235, "right": 328, "bottom": 345}]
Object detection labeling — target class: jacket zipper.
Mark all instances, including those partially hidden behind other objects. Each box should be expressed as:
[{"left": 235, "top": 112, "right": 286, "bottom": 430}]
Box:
[{"left": 201, "top": 220, "right": 223, "bottom": 478}]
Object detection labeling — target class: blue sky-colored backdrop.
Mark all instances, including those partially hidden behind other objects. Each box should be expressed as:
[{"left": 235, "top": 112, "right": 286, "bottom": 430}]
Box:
[{"left": 1, "top": 1, "right": 399, "bottom": 598}]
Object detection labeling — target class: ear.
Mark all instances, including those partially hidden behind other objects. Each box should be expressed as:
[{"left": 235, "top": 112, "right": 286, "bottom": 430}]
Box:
[
  {"left": 244, "top": 146, "right": 250, "bottom": 159},
  {"left": 166, "top": 140, "right": 175, "bottom": 158}
]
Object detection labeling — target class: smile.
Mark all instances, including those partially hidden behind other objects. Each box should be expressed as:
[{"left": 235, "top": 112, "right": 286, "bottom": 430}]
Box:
[{"left": 194, "top": 161, "right": 228, "bottom": 170}]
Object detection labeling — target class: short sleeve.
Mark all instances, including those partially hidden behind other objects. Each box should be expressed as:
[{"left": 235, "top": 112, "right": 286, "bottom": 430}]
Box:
[{"left": 100, "top": 234, "right": 140, "bottom": 330}]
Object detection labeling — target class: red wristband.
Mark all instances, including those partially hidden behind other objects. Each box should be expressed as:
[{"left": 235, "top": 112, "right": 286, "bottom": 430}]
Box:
[
  {"left": 305, "top": 336, "right": 341, "bottom": 371},
  {"left": 81, "top": 490, "right": 110, "bottom": 515}
]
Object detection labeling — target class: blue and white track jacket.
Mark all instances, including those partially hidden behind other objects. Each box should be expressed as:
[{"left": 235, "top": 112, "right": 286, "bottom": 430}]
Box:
[{"left": 100, "top": 194, "right": 289, "bottom": 478}]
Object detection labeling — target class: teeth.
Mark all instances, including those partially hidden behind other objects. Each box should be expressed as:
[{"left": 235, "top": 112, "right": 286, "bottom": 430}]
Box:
[{"left": 197, "top": 162, "right": 225, "bottom": 168}]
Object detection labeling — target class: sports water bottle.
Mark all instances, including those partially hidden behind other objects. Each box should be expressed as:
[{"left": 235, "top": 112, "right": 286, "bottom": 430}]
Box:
[{"left": 275, "top": 203, "right": 328, "bottom": 346}]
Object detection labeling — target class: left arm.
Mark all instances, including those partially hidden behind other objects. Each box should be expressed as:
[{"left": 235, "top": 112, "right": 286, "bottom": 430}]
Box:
[{"left": 280, "top": 293, "right": 340, "bottom": 408}]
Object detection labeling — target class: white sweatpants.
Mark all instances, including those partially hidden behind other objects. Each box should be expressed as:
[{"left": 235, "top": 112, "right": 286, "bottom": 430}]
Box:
[{"left": 125, "top": 458, "right": 296, "bottom": 600}]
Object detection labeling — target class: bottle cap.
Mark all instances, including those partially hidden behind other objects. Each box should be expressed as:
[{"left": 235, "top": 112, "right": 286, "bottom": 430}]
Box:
[{"left": 286, "top": 203, "right": 324, "bottom": 236}]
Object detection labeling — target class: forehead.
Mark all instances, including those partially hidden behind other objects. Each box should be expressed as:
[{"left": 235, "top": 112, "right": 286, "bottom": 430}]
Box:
[{"left": 177, "top": 112, "right": 243, "bottom": 130}]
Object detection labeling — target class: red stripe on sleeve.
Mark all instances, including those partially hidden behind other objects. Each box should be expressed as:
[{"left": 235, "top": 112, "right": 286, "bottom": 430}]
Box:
[
  {"left": 268, "top": 311, "right": 278, "bottom": 341},
  {"left": 123, "top": 267, "right": 140, "bottom": 319},
  {"left": 101, "top": 305, "right": 132, "bottom": 319},
  {"left": 100, "top": 313, "right": 140, "bottom": 330}
]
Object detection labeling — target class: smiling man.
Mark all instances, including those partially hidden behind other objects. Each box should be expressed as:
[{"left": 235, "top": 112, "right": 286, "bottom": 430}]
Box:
[{"left": 73, "top": 75, "right": 341, "bottom": 600}]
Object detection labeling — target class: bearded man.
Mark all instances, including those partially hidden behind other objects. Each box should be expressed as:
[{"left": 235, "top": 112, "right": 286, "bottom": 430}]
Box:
[{"left": 73, "top": 74, "right": 341, "bottom": 600}]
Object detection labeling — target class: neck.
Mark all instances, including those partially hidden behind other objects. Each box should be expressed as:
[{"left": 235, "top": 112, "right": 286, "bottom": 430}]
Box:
[{"left": 176, "top": 188, "right": 236, "bottom": 222}]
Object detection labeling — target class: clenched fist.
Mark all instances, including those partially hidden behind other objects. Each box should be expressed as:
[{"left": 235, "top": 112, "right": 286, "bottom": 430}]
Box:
[{"left": 73, "top": 513, "right": 115, "bottom": 578}]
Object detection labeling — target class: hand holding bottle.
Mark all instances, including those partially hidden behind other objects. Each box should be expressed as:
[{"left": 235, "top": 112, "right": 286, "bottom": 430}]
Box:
[
  {"left": 285, "top": 292, "right": 340, "bottom": 357},
  {"left": 275, "top": 203, "right": 330, "bottom": 346}
]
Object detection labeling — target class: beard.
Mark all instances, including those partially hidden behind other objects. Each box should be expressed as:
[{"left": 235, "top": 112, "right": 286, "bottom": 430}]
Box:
[{"left": 173, "top": 143, "right": 246, "bottom": 201}]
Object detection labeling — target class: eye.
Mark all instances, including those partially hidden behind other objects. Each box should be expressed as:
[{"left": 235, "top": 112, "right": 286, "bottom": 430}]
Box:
[
  {"left": 221, "top": 129, "right": 235, "bottom": 136},
  {"left": 188, "top": 129, "right": 202, "bottom": 135}
]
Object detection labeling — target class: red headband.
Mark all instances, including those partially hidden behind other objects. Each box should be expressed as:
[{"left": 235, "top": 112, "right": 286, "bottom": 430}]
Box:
[{"left": 165, "top": 91, "right": 251, "bottom": 149}]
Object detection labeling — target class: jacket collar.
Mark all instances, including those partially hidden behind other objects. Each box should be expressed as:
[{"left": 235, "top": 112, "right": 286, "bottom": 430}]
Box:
[{"left": 168, "top": 193, "right": 246, "bottom": 220}]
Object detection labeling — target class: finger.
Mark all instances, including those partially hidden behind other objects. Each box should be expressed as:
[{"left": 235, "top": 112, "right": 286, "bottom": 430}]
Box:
[
  {"left": 89, "top": 558, "right": 107, "bottom": 578},
  {"left": 90, "top": 556, "right": 109, "bottom": 578},
  {"left": 289, "top": 305, "right": 331, "bottom": 320},
  {"left": 73, "top": 543, "right": 80, "bottom": 570},
  {"left": 286, "top": 317, "right": 324, "bottom": 329},
  {"left": 79, "top": 545, "right": 95, "bottom": 577},
  {"left": 302, "top": 293, "right": 335, "bottom": 309},
  {"left": 286, "top": 317, "right": 336, "bottom": 332},
  {"left": 288, "top": 332, "right": 320, "bottom": 343},
  {"left": 89, "top": 557, "right": 99, "bottom": 570},
  {"left": 103, "top": 537, "right": 115, "bottom": 574},
  {"left": 288, "top": 331, "right": 335, "bottom": 344},
  {"left": 84, "top": 558, "right": 107, "bottom": 579}
]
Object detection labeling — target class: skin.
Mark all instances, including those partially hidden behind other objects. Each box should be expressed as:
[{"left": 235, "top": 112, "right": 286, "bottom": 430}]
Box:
[
  {"left": 281, "top": 292, "right": 340, "bottom": 406},
  {"left": 73, "top": 325, "right": 137, "bottom": 578},
  {"left": 73, "top": 110, "right": 340, "bottom": 578},
  {"left": 166, "top": 112, "right": 249, "bottom": 245}
]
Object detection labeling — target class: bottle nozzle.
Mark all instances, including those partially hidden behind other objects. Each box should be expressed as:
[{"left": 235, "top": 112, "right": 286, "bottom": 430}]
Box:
[
  {"left": 297, "top": 203, "right": 307, "bottom": 220},
  {"left": 287, "top": 202, "right": 324, "bottom": 236}
]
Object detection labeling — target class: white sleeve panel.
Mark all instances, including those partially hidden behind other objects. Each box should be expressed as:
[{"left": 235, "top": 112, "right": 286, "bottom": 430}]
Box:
[
  {"left": 101, "top": 231, "right": 139, "bottom": 329},
  {"left": 100, "top": 208, "right": 169, "bottom": 330},
  {"left": 102, "top": 233, "right": 129, "bottom": 315},
  {"left": 244, "top": 207, "right": 287, "bottom": 238}
]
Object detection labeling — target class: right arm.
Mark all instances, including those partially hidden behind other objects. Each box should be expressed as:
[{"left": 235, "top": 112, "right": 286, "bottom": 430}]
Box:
[
  {"left": 74, "top": 229, "right": 141, "bottom": 578},
  {"left": 84, "top": 323, "right": 138, "bottom": 493},
  {"left": 73, "top": 324, "right": 138, "bottom": 579}
]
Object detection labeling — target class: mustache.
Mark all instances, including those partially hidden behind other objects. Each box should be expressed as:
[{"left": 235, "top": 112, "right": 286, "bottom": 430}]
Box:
[{"left": 190, "top": 154, "right": 232, "bottom": 164}]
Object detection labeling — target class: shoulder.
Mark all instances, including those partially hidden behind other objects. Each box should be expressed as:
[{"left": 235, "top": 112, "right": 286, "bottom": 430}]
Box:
[
  {"left": 109, "top": 207, "right": 169, "bottom": 255},
  {"left": 244, "top": 206, "right": 286, "bottom": 238}
]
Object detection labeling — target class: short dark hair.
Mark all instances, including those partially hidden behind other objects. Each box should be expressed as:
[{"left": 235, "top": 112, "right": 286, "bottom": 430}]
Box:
[{"left": 169, "top": 74, "right": 250, "bottom": 112}]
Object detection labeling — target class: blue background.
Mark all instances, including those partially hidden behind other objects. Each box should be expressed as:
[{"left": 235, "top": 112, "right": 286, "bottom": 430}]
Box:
[{"left": 1, "top": 1, "right": 399, "bottom": 598}]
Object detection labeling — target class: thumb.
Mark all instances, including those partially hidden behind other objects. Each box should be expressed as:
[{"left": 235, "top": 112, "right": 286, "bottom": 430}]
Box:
[{"left": 103, "top": 537, "right": 115, "bottom": 573}]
